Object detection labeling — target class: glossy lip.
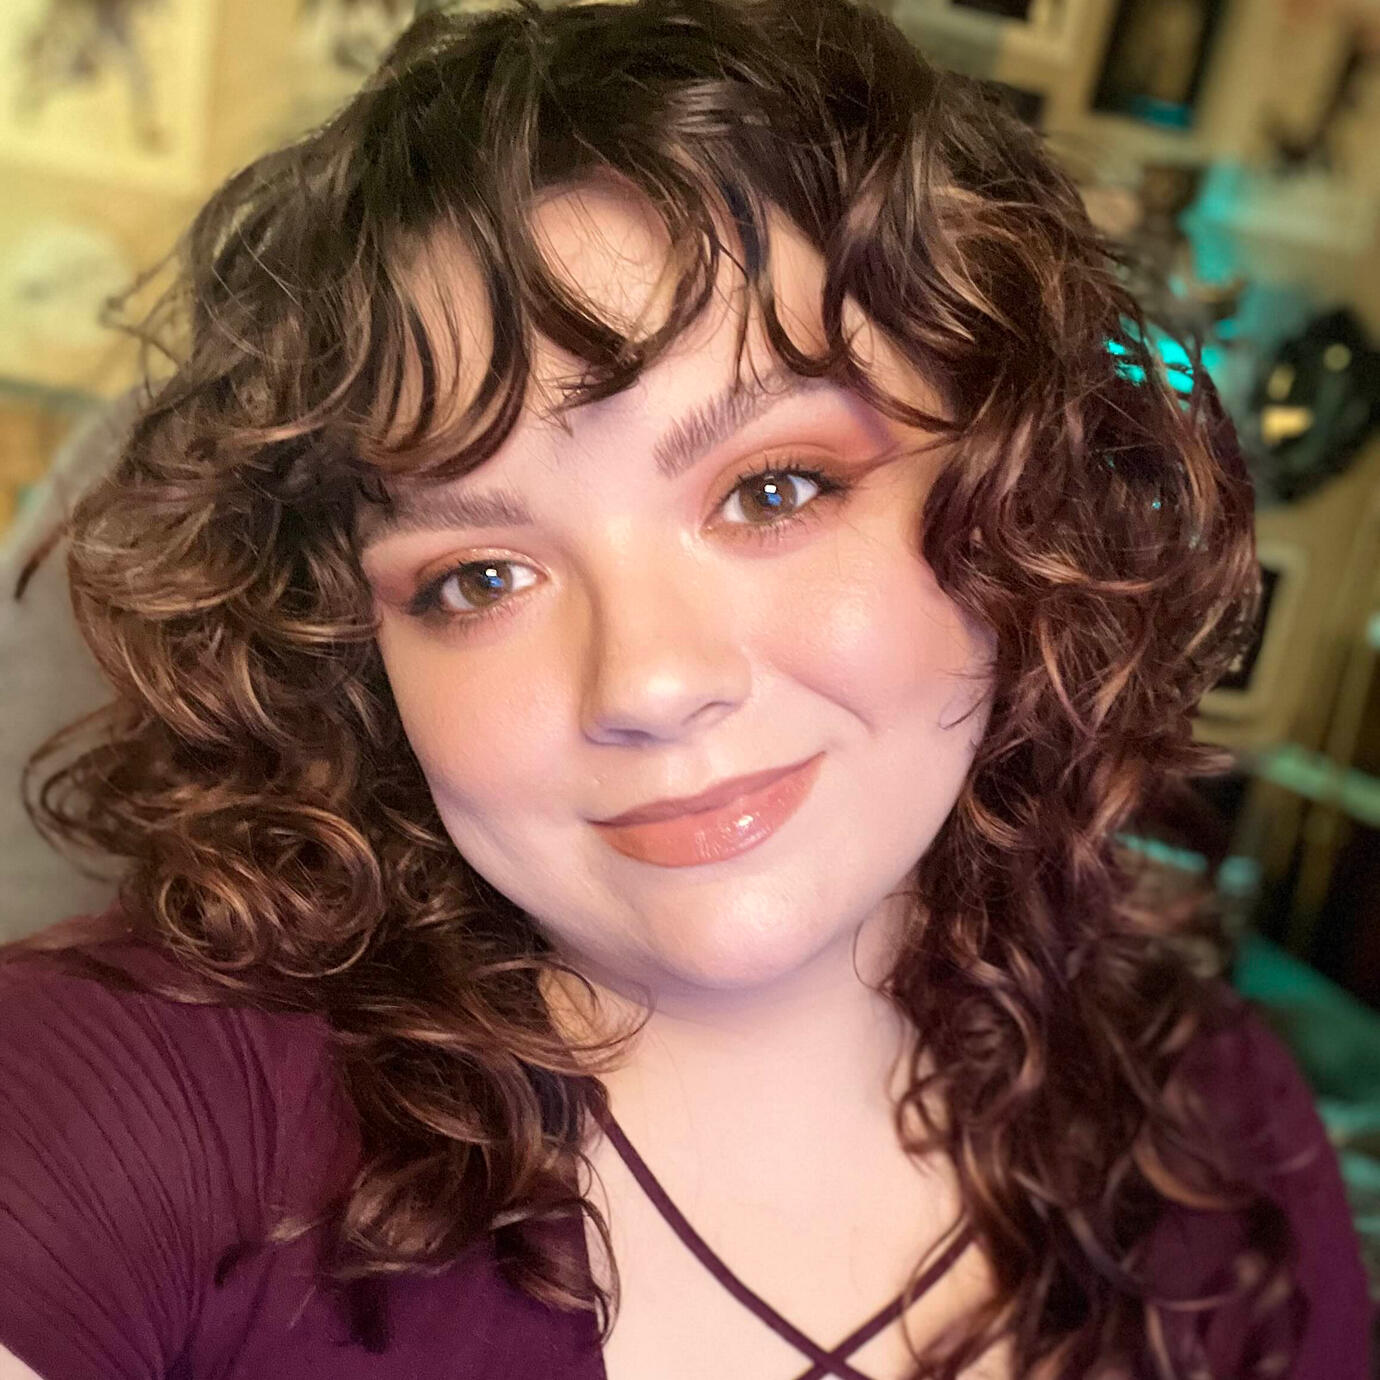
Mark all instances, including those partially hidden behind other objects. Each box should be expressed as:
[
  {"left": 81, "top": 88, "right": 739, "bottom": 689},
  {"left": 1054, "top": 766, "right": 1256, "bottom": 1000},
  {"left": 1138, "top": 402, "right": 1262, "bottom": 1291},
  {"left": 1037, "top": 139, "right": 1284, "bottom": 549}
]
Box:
[
  {"left": 594, "top": 755, "right": 819, "bottom": 826},
  {"left": 591, "top": 752, "right": 826, "bottom": 868}
]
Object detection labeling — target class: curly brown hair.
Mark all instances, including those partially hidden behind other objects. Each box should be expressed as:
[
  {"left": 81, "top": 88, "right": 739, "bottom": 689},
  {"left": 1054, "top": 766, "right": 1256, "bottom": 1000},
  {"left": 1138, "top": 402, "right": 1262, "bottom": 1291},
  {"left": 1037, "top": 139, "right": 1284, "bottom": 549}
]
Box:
[{"left": 10, "top": 0, "right": 1300, "bottom": 1374}]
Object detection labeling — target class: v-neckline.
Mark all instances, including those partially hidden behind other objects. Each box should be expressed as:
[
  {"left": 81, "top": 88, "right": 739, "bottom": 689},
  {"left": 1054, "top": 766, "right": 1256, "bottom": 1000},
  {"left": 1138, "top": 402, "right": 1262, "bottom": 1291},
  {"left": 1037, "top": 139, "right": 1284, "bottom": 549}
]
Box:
[{"left": 582, "top": 1098, "right": 977, "bottom": 1380}]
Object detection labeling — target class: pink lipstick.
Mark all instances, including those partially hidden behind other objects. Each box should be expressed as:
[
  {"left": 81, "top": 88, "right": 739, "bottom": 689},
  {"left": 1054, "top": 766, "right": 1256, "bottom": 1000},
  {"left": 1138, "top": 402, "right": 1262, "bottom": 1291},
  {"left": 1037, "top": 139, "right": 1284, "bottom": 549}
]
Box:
[{"left": 592, "top": 753, "right": 825, "bottom": 868}]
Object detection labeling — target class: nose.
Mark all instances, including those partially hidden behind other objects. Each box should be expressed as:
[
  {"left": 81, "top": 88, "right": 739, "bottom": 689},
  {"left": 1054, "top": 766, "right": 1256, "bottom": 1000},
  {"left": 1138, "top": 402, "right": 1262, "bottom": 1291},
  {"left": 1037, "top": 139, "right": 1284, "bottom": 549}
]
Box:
[{"left": 579, "top": 553, "right": 751, "bottom": 746}]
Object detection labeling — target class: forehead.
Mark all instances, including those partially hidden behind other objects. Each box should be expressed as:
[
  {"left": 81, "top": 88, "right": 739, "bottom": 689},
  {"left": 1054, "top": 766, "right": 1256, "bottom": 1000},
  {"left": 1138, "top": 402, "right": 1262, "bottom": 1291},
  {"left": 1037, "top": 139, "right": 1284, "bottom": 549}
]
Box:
[
  {"left": 371, "top": 177, "right": 939, "bottom": 508},
  {"left": 392, "top": 179, "right": 833, "bottom": 434}
]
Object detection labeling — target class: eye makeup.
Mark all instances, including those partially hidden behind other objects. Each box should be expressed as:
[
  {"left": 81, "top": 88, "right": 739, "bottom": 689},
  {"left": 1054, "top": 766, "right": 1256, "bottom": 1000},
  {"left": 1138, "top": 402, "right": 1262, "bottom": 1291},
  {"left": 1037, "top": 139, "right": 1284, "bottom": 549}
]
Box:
[{"left": 402, "top": 456, "right": 858, "bottom": 632}]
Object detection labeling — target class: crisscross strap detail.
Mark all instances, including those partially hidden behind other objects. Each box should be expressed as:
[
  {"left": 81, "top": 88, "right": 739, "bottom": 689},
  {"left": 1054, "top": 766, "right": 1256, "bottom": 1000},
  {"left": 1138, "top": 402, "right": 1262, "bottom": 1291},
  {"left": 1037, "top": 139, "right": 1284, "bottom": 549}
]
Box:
[{"left": 592, "top": 1100, "right": 976, "bottom": 1380}]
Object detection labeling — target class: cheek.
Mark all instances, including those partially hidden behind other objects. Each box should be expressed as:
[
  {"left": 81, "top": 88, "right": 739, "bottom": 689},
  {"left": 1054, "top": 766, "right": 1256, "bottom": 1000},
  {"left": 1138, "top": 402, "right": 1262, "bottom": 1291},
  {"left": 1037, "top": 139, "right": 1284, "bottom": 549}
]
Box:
[
  {"left": 772, "top": 543, "right": 993, "bottom": 734},
  {"left": 377, "top": 625, "right": 568, "bottom": 812},
  {"left": 770, "top": 547, "right": 993, "bottom": 876}
]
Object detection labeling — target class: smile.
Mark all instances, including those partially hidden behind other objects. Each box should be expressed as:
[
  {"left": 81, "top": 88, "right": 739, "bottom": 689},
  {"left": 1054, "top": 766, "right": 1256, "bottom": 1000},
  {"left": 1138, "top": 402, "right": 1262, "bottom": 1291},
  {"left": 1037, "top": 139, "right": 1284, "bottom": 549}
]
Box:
[{"left": 591, "top": 753, "right": 826, "bottom": 868}]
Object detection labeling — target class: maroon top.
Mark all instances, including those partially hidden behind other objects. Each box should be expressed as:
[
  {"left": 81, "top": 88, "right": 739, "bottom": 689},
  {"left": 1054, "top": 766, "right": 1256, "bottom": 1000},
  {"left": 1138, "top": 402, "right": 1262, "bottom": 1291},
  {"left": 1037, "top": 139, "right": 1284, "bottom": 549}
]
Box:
[{"left": 0, "top": 932, "right": 1372, "bottom": 1379}]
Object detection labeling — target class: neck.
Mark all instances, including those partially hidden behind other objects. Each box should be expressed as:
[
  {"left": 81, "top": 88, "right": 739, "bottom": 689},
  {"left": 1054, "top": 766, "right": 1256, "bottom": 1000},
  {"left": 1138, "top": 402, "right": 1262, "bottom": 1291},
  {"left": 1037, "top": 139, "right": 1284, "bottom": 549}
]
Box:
[{"left": 543, "top": 895, "right": 917, "bottom": 1170}]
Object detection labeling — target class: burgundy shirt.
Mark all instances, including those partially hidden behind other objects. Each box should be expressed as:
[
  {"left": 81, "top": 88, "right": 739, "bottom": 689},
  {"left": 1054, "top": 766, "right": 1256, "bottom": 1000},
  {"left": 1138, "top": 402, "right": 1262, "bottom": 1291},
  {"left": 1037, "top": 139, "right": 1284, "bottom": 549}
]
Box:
[{"left": 0, "top": 934, "right": 1372, "bottom": 1379}]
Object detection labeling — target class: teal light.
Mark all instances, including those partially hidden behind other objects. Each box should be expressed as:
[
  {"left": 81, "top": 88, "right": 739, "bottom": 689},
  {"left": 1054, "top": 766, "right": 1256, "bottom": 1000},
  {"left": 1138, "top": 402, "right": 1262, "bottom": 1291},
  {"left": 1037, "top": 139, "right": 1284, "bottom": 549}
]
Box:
[
  {"left": 1126, "top": 96, "right": 1194, "bottom": 131},
  {"left": 1105, "top": 323, "right": 1202, "bottom": 398},
  {"left": 1153, "top": 332, "right": 1197, "bottom": 396},
  {"left": 1181, "top": 162, "right": 1250, "bottom": 287},
  {"left": 1116, "top": 831, "right": 1207, "bottom": 874},
  {"left": 1105, "top": 336, "right": 1146, "bottom": 387}
]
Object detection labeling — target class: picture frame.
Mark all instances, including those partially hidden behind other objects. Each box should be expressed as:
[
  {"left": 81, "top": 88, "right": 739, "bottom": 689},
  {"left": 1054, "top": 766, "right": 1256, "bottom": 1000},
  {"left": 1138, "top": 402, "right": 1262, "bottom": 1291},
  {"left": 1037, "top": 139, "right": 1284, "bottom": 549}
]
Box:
[
  {"left": 0, "top": 0, "right": 214, "bottom": 191},
  {"left": 1201, "top": 538, "right": 1309, "bottom": 722},
  {"left": 1091, "top": 0, "right": 1228, "bottom": 132},
  {"left": 950, "top": 0, "right": 1036, "bottom": 18},
  {"left": 888, "top": 0, "right": 1086, "bottom": 78}
]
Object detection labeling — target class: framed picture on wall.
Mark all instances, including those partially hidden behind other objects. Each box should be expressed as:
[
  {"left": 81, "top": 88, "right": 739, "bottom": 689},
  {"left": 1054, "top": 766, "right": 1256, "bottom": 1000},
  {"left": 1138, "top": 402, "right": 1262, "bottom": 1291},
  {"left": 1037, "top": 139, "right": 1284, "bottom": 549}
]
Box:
[
  {"left": 0, "top": 0, "right": 214, "bottom": 189},
  {"left": 939, "top": 0, "right": 1068, "bottom": 31},
  {"left": 1092, "top": 0, "right": 1227, "bottom": 131},
  {"left": 1201, "top": 539, "right": 1309, "bottom": 721},
  {"left": 951, "top": 0, "right": 1036, "bottom": 17},
  {"left": 891, "top": 0, "right": 1082, "bottom": 71}
]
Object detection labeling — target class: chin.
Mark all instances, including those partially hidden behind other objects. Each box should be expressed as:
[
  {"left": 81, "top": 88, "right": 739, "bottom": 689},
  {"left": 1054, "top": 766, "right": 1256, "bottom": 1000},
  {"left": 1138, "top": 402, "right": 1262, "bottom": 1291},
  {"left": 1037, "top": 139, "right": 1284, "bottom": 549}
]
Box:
[{"left": 640, "top": 896, "right": 854, "bottom": 991}]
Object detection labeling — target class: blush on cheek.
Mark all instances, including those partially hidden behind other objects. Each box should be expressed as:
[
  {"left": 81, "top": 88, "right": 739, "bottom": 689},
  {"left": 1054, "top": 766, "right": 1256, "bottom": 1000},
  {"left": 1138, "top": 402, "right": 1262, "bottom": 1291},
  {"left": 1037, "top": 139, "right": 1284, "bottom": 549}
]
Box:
[
  {"left": 385, "top": 652, "right": 568, "bottom": 814},
  {"left": 780, "top": 561, "right": 985, "bottom": 724}
]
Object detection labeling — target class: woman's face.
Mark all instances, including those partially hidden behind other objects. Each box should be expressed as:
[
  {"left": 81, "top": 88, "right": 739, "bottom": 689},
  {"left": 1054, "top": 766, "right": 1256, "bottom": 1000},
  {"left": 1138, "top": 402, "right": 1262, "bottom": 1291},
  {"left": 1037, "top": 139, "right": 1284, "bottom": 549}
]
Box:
[{"left": 361, "top": 183, "right": 994, "bottom": 1005}]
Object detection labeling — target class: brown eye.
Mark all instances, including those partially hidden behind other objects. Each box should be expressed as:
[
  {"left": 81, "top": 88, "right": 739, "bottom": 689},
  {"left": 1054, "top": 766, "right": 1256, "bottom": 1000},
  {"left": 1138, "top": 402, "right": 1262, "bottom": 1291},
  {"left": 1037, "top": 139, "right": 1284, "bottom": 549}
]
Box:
[
  {"left": 434, "top": 560, "right": 538, "bottom": 614},
  {"left": 722, "top": 470, "right": 822, "bottom": 525}
]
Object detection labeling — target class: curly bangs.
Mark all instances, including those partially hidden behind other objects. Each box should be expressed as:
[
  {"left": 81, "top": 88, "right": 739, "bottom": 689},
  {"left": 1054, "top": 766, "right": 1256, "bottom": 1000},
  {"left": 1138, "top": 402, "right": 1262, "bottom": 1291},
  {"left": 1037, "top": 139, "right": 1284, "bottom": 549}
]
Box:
[{"left": 14, "top": 0, "right": 1297, "bottom": 1374}]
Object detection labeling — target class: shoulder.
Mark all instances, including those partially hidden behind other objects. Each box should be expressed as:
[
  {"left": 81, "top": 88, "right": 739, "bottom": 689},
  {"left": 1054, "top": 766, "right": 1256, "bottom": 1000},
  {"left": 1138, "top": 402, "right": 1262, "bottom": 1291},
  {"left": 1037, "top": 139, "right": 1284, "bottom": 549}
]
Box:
[
  {"left": 0, "top": 917, "right": 349, "bottom": 1179},
  {"left": 0, "top": 913, "right": 358, "bottom": 1379},
  {"left": 1163, "top": 992, "right": 1374, "bottom": 1377},
  {"left": 1181, "top": 994, "right": 1356, "bottom": 1204}
]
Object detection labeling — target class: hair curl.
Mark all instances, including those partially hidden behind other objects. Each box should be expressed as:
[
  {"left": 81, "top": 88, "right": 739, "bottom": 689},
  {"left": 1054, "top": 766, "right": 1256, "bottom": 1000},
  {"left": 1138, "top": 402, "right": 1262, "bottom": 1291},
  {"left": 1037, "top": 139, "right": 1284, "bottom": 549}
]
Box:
[{"left": 10, "top": 0, "right": 1300, "bottom": 1374}]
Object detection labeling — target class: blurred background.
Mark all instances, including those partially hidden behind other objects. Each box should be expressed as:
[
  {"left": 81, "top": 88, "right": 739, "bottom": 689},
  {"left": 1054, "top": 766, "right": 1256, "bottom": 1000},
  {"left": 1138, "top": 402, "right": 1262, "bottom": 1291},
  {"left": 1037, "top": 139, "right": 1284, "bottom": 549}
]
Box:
[{"left": 1, "top": 0, "right": 1379, "bottom": 1343}]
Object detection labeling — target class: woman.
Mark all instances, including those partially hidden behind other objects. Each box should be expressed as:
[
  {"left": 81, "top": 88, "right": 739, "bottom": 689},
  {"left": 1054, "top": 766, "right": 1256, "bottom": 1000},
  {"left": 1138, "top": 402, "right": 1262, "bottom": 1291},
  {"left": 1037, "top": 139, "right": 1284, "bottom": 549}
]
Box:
[{"left": 0, "top": 0, "right": 1370, "bottom": 1375}]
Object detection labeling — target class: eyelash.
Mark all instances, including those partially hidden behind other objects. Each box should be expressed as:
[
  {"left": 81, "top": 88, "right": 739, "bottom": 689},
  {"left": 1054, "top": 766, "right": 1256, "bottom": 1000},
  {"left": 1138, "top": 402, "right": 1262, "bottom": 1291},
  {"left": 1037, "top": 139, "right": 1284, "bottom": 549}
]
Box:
[{"left": 404, "top": 459, "right": 855, "bottom": 628}]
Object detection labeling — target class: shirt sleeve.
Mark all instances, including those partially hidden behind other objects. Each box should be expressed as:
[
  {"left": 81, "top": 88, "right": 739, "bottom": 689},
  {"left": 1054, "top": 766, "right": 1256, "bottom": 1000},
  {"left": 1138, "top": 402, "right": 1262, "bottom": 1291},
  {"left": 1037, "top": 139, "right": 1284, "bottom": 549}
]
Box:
[
  {"left": 1193, "top": 1004, "right": 1375, "bottom": 1378},
  {"left": 0, "top": 944, "right": 333, "bottom": 1380}
]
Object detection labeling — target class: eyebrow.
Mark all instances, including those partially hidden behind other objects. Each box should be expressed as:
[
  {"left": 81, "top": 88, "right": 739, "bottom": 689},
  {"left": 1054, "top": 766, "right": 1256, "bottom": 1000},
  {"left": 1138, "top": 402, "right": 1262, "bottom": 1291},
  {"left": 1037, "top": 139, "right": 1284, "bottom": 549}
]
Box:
[{"left": 361, "top": 367, "right": 836, "bottom": 545}]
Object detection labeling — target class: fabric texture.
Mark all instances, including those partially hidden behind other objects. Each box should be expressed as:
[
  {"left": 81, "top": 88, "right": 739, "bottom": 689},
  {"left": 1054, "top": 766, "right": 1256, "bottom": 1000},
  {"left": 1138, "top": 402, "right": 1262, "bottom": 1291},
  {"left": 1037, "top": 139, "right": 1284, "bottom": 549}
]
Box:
[{"left": 0, "top": 925, "right": 1372, "bottom": 1380}]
